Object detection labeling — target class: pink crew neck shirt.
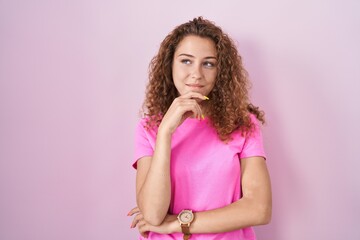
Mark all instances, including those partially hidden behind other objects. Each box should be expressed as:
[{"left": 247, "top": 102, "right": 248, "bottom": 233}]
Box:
[{"left": 133, "top": 114, "right": 266, "bottom": 240}]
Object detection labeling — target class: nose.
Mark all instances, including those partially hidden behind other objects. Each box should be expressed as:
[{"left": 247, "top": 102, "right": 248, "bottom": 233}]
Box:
[{"left": 191, "top": 63, "right": 203, "bottom": 79}]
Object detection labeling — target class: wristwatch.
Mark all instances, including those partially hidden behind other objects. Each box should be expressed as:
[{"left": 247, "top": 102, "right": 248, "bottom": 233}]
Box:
[{"left": 177, "top": 209, "right": 194, "bottom": 240}]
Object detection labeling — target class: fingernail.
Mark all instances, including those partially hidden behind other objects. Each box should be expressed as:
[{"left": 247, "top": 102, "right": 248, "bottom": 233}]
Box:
[
  {"left": 202, "top": 114, "right": 205, "bottom": 120},
  {"left": 204, "top": 96, "right": 209, "bottom": 100}
]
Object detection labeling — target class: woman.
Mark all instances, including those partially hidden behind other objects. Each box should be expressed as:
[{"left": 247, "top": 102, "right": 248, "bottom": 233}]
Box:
[{"left": 128, "top": 17, "right": 272, "bottom": 240}]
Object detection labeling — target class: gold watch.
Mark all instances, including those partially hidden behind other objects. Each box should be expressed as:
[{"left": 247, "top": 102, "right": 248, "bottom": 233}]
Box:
[{"left": 177, "top": 209, "right": 194, "bottom": 240}]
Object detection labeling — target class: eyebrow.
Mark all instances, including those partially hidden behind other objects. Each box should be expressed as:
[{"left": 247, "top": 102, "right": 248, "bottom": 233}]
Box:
[{"left": 178, "top": 53, "right": 217, "bottom": 59}]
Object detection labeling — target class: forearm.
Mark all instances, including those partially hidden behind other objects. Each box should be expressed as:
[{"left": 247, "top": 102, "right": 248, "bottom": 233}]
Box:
[
  {"left": 137, "top": 129, "right": 172, "bottom": 225},
  {"left": 131, "top": 196, "right": 271, "bottom": 236},
  {"left": 190, "top": 197, "right": 271, "bottom": 233},
  {"left": 168, "top": 197, "right": 271, "bottom": 234}
]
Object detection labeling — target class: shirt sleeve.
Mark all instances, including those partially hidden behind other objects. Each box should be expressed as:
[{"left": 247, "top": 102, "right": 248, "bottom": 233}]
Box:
[
  {"left": 239, "top": 114, "right": 266, "bottom": 160},
  {"left": 132, "top": 119, "right": 154, "bottom": 169}
]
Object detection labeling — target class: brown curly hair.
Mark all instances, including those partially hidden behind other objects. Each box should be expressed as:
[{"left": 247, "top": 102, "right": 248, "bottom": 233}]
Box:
[{"left": 142, "top": 16, "right": 265, "bottom": 141}]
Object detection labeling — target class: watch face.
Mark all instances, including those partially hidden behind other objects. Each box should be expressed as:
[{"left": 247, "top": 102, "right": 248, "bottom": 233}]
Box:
[{"left": 179, "top": 210, "right": 193, "bottom": 224}]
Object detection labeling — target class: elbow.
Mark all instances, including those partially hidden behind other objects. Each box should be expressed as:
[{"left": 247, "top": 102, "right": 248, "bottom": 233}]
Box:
[
  {"left": 260, "top": 209, "right": 272, "bottom": 225},
  {"left": 139, "top": 207, "right": 166, "bottom": 226},
  {"left": 255, "top": 204, "right": 272, "bottom": 225},
  {"left": 136, "top": 200, "right": 167, "bottom": 226},
  {"left": 143, "top": 213, "right": 164, "bottom": 226},
  {"left": 137, "top": 201, "right": 169, "bottom": 226}
]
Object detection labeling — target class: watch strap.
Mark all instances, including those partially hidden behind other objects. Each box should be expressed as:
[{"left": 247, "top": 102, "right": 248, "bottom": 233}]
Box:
[{"left": 181, "top": 224, "right": 191, "bottom": 240}]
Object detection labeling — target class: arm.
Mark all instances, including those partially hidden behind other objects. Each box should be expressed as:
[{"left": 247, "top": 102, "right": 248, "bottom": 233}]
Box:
[
  {"left": 136, "top": 92, "right": 207, "bottom": 225},
  {"left": 132, "top": 156, "right": 272, "bottom": 233},
  {"left": 135, "top": 130, "right": 172, "bottom": 226},
  {"left": 188, "top": 156, "right": 272, "bottom": 233}
]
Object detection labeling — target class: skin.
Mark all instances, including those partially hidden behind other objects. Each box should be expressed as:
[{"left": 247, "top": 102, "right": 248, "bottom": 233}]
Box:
[
  {"left": 129, "top": 35, "right": 272, "bottom": 238},
  {"left": 172, "top": 35, "right": 217, "bottom": 100}
]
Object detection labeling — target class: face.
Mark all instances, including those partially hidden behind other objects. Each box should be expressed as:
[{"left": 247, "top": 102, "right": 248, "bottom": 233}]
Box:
[{"left": 172, "top": 35, "right": 217, "bottom": 97}]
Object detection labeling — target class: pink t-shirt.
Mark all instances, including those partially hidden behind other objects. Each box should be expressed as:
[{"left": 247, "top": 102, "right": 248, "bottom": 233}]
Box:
[{"left": 133, "top": 114, "right": 266, "bottom": 240}]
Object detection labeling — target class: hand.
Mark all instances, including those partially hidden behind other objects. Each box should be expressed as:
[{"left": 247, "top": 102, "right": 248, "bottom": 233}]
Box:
[
  {"left": 159, "top": 91, "right": 209, "bottom": 135},
  {"left": 128, "top": 206, "right": 179, "bottom": 238}
]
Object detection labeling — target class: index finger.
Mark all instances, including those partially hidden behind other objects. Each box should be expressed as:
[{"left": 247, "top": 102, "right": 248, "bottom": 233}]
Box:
[
  {"left": 179, "top": 91, "right": 209, "bottom": 101},
  {"left": 127, "top": 206, "right": 140, "bottom": 216}
]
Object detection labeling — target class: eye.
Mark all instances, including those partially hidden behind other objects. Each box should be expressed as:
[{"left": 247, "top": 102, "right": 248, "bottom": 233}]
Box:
[
  {"left": 203, "top": 61, "right": 215, "bottom": 68},
  {"left": 180, "top": 59, "right": 191, "bottom": 65}
]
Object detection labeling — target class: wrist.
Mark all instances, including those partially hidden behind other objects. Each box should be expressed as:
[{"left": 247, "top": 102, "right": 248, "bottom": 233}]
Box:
[
  {"left": 158, "top": 125, "right": 173, "bottom": 137},
  {"left": 170, "top": 215, "right": 182, "bottom": 233},
  {"left": 177, "top": 209, "right": 195, "bottom": 238}
]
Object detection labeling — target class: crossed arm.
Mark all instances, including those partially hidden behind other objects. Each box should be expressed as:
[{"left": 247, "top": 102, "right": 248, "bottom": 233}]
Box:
[{"left": 130, "top": 153, "right": 272, "bottom": 236}]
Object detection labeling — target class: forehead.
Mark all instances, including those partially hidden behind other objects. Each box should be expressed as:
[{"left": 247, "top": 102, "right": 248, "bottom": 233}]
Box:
[{"left": 174, "top": 35, "right": 217, "bottom": 56}]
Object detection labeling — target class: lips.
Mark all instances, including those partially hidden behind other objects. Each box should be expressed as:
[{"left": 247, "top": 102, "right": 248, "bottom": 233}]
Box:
[{"left": 186, "top": 84, "right": 204, "bottom": 88}]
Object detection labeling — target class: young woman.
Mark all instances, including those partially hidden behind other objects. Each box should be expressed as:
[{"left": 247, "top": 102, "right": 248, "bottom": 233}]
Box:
[{"left": 128, "top": 17, "right": 272, "bottom": 240}]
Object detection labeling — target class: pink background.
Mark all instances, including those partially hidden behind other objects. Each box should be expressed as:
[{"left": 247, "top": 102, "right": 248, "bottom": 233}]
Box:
[{"left": 1, "top": 0, "right": 359, "bottom": 239}]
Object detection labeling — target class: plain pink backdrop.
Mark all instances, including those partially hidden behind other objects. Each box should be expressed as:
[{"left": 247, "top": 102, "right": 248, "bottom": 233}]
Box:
[{"left": 0, "top": 0, "right": 359, "bottom": 239}]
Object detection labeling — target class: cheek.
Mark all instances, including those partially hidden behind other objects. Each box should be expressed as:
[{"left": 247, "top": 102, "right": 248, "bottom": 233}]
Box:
[
  {"left": 173, "top": 64, "right": 186, "bottom": 79},
  {"left": 205, "top": 71, "right": 217, "bottom": 84}
]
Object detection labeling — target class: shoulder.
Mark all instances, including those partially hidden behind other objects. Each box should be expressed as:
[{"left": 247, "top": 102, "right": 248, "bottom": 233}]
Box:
[
  {"left": 137, "top": 117, "right": 148, "bottom": 127},
  {"left": 249, "top": 113, "right": 262, "bottom": 130},
  {"left": 247, "top": 113, "right": 264, "bottom": 137},
  {"left": 135, "top": 116, "right": 159, "bottom": 136},
  {"left": 229, "top": 113, "right": 262, "bottom": 139},
  {"left": 249, "top": 113, "right": 261, "bottom": 124}
]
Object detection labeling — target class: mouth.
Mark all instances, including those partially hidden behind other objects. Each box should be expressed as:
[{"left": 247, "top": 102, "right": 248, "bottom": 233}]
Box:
[{"left": 186, "top": 84, "right": 204, "bottom": 89}]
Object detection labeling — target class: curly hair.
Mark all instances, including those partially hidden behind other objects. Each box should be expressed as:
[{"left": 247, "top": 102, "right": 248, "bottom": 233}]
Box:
[{"left": 142, "top": 16, "right": 265, "bottom": 142}]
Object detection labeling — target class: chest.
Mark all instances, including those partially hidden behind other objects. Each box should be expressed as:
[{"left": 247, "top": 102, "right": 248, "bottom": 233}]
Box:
[{"left": 169, "top": 123, "right": 245, "bottom": 178}]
